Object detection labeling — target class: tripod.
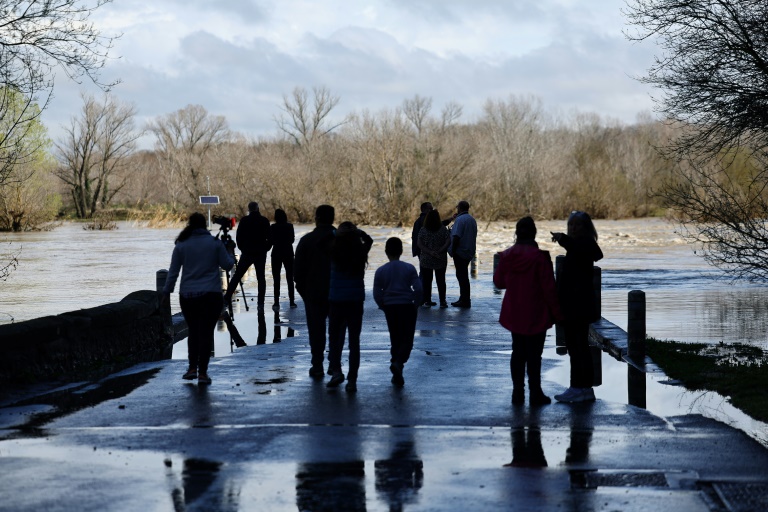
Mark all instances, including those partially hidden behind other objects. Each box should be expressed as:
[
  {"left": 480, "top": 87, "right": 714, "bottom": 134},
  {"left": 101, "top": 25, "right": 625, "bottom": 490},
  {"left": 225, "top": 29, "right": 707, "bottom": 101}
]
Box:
[{"left": 217, "top": 225, "right": 248, "bottom": 318}]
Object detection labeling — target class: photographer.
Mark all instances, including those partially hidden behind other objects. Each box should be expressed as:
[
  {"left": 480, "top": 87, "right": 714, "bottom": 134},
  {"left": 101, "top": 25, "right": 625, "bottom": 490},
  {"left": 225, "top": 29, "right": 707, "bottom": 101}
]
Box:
[{"left": 224, "top": 201, "right": 272, "bottom": 308}]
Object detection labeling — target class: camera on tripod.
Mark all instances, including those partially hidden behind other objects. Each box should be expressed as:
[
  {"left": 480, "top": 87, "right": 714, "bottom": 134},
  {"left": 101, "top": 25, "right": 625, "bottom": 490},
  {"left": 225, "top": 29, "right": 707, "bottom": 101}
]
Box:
[{"left": 213, "top": 215, "right": 236, "bottom": 256}]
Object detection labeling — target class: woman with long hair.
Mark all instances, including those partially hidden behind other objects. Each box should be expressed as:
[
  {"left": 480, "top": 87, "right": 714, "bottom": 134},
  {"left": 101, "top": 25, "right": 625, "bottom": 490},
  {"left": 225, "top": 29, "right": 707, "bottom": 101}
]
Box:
[
  {"left": 326, "top": 221, "right": 373, "bottom": 392},
  {"left": 494, "top": 217, "right": 562, "bottom": 405},
  {"left": 270, "top": 208, "right": 296, "bottom": 310},
  {"left": 417, "top": 209, "right": 451, "bottom": 308},
  {"left": 550, "top": 211, "right": 603, "bottom": 403},
  {"left": 162, "top": 212, "right": 235, "bottom": 385}
]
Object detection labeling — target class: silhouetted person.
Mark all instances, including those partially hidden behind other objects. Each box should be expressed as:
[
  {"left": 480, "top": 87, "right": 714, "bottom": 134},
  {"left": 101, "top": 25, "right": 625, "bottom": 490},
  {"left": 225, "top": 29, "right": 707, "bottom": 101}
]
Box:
[
  {"left": 494, "top": 217, "right": 563, "bottom": 405},
  {"left": 162, "top": 212, "right": 234, "bottom": 385},
  {"left": 551, "top": 211, "right": 603, "bottom": 403},
  {"left": 448, "top": 200, "right": 477, "bottom": 308},
  {"left": 375, "top": 440, "right": 424, "bottom": 511},
  {"left": 411, "top": 201, "right": 432, "bottom": 258},
  {"left": 326, "top": 222, "right": 373, "bottom": 392},
  {"left": 224, "top": 201, "right": 272, "bottom": 308},
  {"left": 373, "top": 237, "right": 422, "bottom": 388},
  {"left": 270, "top": 208, "right": 296, "bottom": 310},
  {"left": 294, "top": 204, "right": 336, "bottom": 379},
  {"left": 417, "top": 209, "right": 451, "bottom": 308}
]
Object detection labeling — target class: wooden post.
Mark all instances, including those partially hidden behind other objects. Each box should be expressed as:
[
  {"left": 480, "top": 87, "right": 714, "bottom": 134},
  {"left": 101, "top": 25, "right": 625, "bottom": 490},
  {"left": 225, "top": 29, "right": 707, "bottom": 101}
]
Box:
[
  {"left": 156, "top": 269, "right": 168, "bottom": 292},
  {"left": 628, "top": 290, "right": 646, "bottom": 366}
]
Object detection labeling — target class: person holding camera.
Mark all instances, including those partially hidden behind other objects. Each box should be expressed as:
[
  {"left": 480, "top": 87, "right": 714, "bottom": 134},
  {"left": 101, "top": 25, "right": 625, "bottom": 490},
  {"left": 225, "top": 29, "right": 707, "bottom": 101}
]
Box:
[
  {"left": 162, "top": 212, "right": 235, "bottom": 385},
  {"left": 224, "top": 201, "right": 272, "bottom": 309}
]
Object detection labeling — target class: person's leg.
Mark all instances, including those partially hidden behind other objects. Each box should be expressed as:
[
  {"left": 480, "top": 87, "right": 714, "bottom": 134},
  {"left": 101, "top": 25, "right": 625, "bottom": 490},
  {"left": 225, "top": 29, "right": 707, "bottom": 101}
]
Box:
[
  {"left": 271, "top": 256, "right": 282, "bottom": 304},
  {"left": 254, "top": 251, "right": 267, "bottom": 306},
  {"left": 195, "top": 292, "right": 223, "bottom": 376},
  {"left": 327, "top": 302, "right": 347, "bottom": 376},
  {"left": 565, "top": 321, "right": 593, "bottom": 389},
  {"left": 284, "top": 255, "right": 296, "bottom": 305},
  {"left": 420, "top": 266, "right": 433, "bottom": 305},
  {"left": 224, "top": 253, "right": 254, "bottom": 301},
  {"left": 304, "top": 299, "right": 329, "bottom": 374},
  {"left": 180, "top": 295, "right": 200, "bottom": 375},
  {"left": 453, "top": 255, "right": 471, "bottom": 305},
  {"left": 345, "top": 301, "right": 364, "bottom": 383},
  {"left": 383, "top": 305, "right": 401, "bottom": 363},
  {"left": 435, "top": 266, "right": 447, "bottom": 306},
  {"left": 525, "top": 331, "right": 550, "bottom": 404},
  {"left": 510, "top": 332, "right": 527, "bottom": 403}
]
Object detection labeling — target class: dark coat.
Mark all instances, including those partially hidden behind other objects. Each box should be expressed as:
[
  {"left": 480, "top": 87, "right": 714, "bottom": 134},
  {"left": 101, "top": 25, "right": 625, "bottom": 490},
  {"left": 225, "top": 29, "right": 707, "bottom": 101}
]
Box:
[
  {"left": 294, "top": 224, "right": 335, "bottom": 302},
  {"left": 235, "top": 211, "right": 272, "bottom": 255},
  {"left": 270, "top": 222, "right": 295, "bottom": 260},
  {"left": 555, "top": 234, "right": 603, "bottom": 323}
]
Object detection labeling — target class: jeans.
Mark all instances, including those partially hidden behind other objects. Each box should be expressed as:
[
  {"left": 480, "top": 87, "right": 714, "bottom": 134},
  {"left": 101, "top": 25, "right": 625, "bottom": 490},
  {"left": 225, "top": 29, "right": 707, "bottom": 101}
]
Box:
[
  {"left": 180, "top": 292, "right": 223, "bottom": 374},
  {"left": 383, "top": 304, "right": 417, "bottom": 365},
  {"left": 225, "top": 251, "right": 267, "bottom": 304},
  {"left": 271, "top": 254, "right": 295, "bottom": 303},
  {"left": 420, "top": 266, "right": 446, "bottom": 304},
  {"left": 510, "top": 331, "right": 546, "bottom": 392},
  {"left": 328, "top": 301, "right": 364, "bottom": 382},
  {"left": 304, "top": 299, "right": 330, "bottom": 370},
  {"left": 453, "top": 255, "right": 471, "bottom": 303}
]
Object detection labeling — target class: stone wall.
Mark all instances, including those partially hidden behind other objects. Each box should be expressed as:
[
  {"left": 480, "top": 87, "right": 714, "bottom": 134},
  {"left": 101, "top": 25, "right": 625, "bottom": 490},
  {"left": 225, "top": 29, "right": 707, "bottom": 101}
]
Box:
[{"left": 0, "top": 290, "right": 174, "bottom": 385}]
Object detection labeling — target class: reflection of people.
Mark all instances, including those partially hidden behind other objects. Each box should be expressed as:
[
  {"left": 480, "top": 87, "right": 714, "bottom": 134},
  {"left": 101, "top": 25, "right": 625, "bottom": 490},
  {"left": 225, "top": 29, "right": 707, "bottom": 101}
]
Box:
[
  {"left": 417, "top": 209, "right": 451, "bottom": 308},
  {"left": 270, "top": 208, "right": 296, "bottom": 310},
  {"left": 294, "top": 205, "right": 336, "bottom": 379},
  {"left": 163, "top": 212, "right": 234, "bottom": 385},
  {"left": 448, "top": 200, "right": 477, "bottom": 308},
  {"left": 494, "top": 217, "right": 562, "bottom": 405},
  {"left": 296, "top": 461, "right": 366, "bottom": 511},
  {"left": 170, "top": 458, "right": 239, "bottom": 511},
  {"left": 375, "top": 440, "right": 424, "bottom": 511},
  {"left": 373, "top": 238, "right": 422, "bottom": 388},
  {"left": 551, "top": 211, "right": 603, "bottom": 403},
  {"left": 411, "top": 202, "right": 432, "bottom": 258},
  {"left": 327, "top": 222, "right": 373, "bottom": 392},
  {"left": 505, "top": 407, "right": 548, "bottom": 469},
  {"left": 224, "top": 201, "right": 272, "bottom": 308}
]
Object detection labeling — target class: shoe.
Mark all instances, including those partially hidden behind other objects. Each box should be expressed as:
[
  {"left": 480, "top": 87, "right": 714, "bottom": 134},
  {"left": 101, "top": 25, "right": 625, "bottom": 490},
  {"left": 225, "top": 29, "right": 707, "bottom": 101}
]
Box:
[
  {"left": 451, "top": 300, "right": 471, "bottom": 308},
  {"left": 182, "top": 368, "right": 197, "bottom": 380},
  {"left": 428, "top": 301, "right": 437, "bottom": 306},
  {"left": 512, "top": 389, "right": 525, "bottom": 405},
  {"left": 345, "top": 381, "right": 357, "bottom": 393},
  {"left": 530, "top": 391, "right": 552, "bottom": 406},
  {"left": 555, "top": 387, "right": 593, "bottom": 403},
  {"left": 390, "top": 362, "right": 405, "bottom": 387},
  {"left": 309, "top": 366, "right": 325, "bottom": 379},
  {"left": 327, "top": 372, "right": 345, "bottom": 388},
  {"left": 290, "top": 302, "right": 298, "bottom": 309},
  {"left": 197, "top": 373, "right": 212, "bottom": 385},
  {"left": 440, "top": 301, "right": 449, "bottom": 308}
]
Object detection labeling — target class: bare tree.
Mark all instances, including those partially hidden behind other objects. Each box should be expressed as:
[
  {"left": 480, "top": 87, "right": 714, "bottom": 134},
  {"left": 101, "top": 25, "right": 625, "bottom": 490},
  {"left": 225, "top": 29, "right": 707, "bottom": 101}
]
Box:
[
  {"left": 55, "top": 93, "right": 139, "bottom": 218},
  {"left": 625, "top": 0, "right": 768, "bottom": 279},
  {"left": 147, "top": 104, "right": 230, "bottom": 208}
]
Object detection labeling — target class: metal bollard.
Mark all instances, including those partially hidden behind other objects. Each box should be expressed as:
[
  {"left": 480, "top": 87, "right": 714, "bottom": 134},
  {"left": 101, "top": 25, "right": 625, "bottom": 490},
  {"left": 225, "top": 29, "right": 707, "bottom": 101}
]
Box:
[
  {"left": 628, "top": 290, "right": 646, "bottom": 366},
  {"left": 156, "top": 269, "right": 168, "bottom": 292}
]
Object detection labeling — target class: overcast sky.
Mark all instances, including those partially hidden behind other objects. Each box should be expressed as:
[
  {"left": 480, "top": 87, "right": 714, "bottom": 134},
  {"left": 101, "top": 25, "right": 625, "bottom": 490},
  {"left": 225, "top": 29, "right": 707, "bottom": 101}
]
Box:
[{"left": 41, "top": 0, "right": 659, "bottom": 147}]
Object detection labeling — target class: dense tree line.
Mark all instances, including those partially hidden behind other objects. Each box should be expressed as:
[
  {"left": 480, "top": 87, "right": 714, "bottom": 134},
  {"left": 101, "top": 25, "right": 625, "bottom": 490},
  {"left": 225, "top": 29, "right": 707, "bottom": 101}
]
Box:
[{"left": 106, "top": 91, "right": 678, "bottom": 227}]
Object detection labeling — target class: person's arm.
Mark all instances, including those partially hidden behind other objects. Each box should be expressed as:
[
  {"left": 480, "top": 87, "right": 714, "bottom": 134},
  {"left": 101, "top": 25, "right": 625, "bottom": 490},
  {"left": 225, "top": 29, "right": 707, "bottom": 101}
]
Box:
[
  {"left": 538, "top": 252, "right": 564, "bottom": 322},
  {"left": 163, "top": 246, "right": 182, "bottom": 294},
  {"left": 373, "top": 267, "right": 385, "bottom": 308},
  {"left": 409, "top": 265, "right": 423, "bottom": 306},
  {"left": 293, "top": 238, "right": 307, "bottom": 297},
  {"left": 263, "top": 218, "right": 273, "bottom": 253},
  {"left": 359, "top": 230, "right": 374, "bottom": 254}
]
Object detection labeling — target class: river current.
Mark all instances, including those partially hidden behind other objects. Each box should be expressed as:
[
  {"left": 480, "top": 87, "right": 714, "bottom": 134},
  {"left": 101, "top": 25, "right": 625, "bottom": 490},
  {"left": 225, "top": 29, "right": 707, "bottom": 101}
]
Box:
[{"left": 3, "top": 218, "right": 767, "bottom": 350}]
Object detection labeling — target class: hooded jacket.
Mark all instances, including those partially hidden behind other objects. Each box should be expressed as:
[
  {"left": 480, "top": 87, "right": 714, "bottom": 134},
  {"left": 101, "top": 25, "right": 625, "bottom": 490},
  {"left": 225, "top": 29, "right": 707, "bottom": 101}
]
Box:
[
  {"left": 555, "top": 234, "right": 604, "bottom": 323},
  {"left": 493, "top": 241, "right": 562, "bottom": 335}
]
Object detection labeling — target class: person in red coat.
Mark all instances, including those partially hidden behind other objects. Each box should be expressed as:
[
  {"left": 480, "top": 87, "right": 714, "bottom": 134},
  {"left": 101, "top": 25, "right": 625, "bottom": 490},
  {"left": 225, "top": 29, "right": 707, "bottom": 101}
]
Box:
[{"left": 493, "top": 216, "right": 563, "bottom": 405}]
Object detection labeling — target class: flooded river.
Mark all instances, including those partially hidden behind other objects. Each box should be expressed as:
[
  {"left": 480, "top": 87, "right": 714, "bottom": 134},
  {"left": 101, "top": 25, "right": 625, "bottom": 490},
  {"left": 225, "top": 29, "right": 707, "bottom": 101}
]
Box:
[{"left": 3, "top": 218, "right": 767, "bottom": 349}]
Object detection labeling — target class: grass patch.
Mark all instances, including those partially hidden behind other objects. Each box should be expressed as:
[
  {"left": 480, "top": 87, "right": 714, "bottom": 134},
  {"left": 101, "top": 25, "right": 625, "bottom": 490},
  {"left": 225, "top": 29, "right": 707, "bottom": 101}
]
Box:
[{"left": 646, "top": 338, "right": 768, "bottom": 423}]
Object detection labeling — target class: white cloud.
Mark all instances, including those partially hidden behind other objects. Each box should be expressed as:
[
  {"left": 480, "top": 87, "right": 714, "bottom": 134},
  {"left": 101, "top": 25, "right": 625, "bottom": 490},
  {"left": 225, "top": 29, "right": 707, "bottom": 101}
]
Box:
[{"left": 39, "top": 0, "right": 658, "bottom": 148}]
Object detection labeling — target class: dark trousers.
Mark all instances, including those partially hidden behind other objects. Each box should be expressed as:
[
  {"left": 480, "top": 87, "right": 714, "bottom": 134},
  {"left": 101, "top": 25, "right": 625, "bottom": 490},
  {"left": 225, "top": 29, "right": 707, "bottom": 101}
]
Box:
[
  {"left": 564, "top": 321, "right": 594, "bottom": 388},
  {"left": 304, "top": 299, "right": 330, "bottom": 369},
  {"left": 453, "top": 255, "right": 471, "bottom": 302},
  {"left": 383, "top": 304, "right": 417, "bottom": 365},
  {"left": 271, "top": 254, "right": 295, "bottom": 303},
  {"left": 420, "top": 266, "right": 446, "bottom": 304},
  {"left": 225, "top": 251, "right": 267, "bottom": 304},
  {"left": 510, "top": 331, "right": 546, "bottom": 393},
  {"left": 328, "top": 301, "right": 364, "bottom": 382},
  {"left": 180, "top": 292, "right": 223, "bottom": 374}
]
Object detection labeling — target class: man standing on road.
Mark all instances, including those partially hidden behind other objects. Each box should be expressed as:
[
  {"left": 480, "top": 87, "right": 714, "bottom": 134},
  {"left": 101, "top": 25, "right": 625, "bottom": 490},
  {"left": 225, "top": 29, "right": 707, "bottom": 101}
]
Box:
[
  {"left": 294, "top": 204, "right": 336, "bottom": 378},
  {"left": 224, "top": 201, "right": 272, "bottom": 309},
  {"left": 448, "top": 200, "right": 477, "bottom": 308}
]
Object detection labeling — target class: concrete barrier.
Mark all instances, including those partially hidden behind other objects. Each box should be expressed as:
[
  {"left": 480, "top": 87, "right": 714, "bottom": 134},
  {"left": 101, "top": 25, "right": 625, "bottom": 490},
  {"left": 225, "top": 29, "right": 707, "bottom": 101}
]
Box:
[{"left": 0, "top": 290, "right": 174, "bottom": 385}]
